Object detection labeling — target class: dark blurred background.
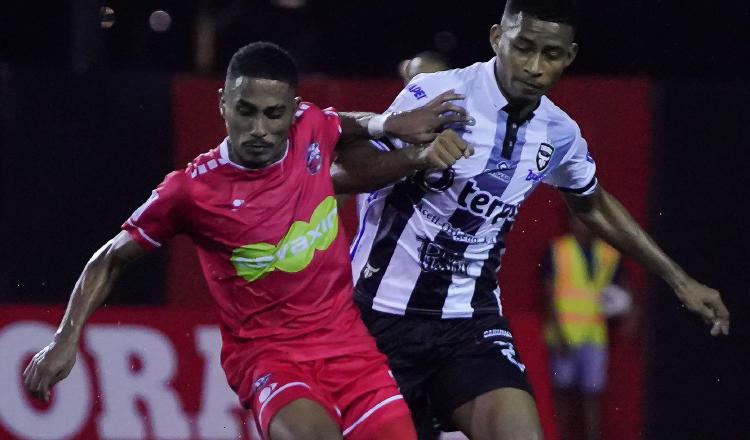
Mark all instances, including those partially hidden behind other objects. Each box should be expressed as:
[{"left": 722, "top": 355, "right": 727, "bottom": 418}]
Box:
[
  {"left": 3, "top": 0, "right": 750, "bottom": 79},
  {"left": 1, "top": 1, "right": 748, "bottom": 439}
]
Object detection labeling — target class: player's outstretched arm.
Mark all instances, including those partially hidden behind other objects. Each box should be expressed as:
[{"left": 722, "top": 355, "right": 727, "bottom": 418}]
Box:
[
  {"left": 338, "top": 90, "right": 473, "bottom": 144},
  {"left": 23, "top": 231, "right": 147, "bottom": 402},
  {"left": 564, "top": 186, "right": 730, "bottom": 336},
  {"left": 332, "top": 129, "right": 473, "bottom": 194}
]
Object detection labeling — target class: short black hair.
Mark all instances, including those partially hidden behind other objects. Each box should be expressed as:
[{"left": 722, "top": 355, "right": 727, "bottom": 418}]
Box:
[
  {"left": 226, "top": 42, "right": 298, "bottom": 89},
  {"left": 503, "top": 0, "right": 578, "bottom": 29}
]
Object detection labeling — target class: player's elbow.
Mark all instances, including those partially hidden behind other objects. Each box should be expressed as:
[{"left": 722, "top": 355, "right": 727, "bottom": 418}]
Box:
[{"left": 86, "top": 231, "right": 141, "bottom": 272}]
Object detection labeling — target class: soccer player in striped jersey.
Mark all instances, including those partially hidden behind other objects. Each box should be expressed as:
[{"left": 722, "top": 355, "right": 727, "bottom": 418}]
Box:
[
  {"left": 22, "top": 42, "right": 474, "bottom": 440},
  {"left": 333, "top": 1, "right": 731, "bottom": 439}
]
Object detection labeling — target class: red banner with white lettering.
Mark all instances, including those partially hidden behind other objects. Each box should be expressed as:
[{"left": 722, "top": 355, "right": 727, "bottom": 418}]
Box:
[
  {"left": 1, "top": 307, "right": 549, "bottom": 440},
  {"left": 0, "top": 307, "right": 260, "bottom": 440}
]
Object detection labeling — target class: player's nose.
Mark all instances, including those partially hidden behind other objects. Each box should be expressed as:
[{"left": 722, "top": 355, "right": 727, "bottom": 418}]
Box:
[
  {"left": 523, "top": 53, "right": 543, "bottom": 77},
  {"left": 248, "top": 120, "right": 268, "bottom": 138}
]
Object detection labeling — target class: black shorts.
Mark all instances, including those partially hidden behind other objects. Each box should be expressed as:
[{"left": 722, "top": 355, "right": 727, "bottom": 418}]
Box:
[{"left": 357, "top": 305, "right": 533, "bottom": 437}]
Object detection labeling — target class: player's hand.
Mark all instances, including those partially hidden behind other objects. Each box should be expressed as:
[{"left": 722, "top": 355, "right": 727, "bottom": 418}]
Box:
[
  {"left": 408, "top": 129, "right": 474, "bottom": 170},
  {"left": 384, "top": 90, "right": 474, "bottom": 144},
  {"left": 673, "top": 278, "right": 730, "bottom": 336},
  {"left": 23, "top": 339, "right": 78, "bottom": 402}
]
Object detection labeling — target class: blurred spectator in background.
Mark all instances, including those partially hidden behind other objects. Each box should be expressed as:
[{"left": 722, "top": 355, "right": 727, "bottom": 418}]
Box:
[
  {"left": 337, "top": 50, "right": 451, "bottom": 211},
  {"left": 398, "top": 50, "right": 450, "bottom": 84},
  {"left": 194, "top": 0, "right": 319, "bottom": 73},
  {"left": 542, "top": 214, "right": 634, "bottom": 440}
]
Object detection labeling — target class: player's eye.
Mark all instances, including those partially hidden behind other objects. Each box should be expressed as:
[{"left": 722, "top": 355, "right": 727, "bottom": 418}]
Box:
[
  {"left": 545, "top": 49, "right": 564, "bottom": 60},
  {"left": 265, "top": 108, "right": 285, "bottom": 119},
  {"left": 514, "top": 44, "right": 533, "bottom": 54},
  {"left": 236, "top": 105, "right": 254, "bottom": 116}
]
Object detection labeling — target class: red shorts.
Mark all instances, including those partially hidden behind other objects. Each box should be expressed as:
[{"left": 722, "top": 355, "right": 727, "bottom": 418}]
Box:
[{"left": 237, "top": 349, "right": 414, "bottom": 439}]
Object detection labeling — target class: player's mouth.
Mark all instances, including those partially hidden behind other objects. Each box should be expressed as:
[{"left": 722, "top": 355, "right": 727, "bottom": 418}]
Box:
[
  {"left": 241, "top": 141, "right": 274, "bottom": 153},
  {"left": 517, "top": 79, "right": 544, "bottom": 92}
]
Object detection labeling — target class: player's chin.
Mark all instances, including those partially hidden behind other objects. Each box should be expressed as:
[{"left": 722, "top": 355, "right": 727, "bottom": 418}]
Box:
[
  {"left": 238, "top": 151, "right": 271, "bottom": 168},
  {"left": 513, "top": 85, "right": 545, "bottom": 101}
]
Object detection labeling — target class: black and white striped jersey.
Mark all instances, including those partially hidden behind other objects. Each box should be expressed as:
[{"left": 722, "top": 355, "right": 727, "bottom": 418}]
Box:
[{"left": 351, "top": 58, "right": 598, "bottom": 318}]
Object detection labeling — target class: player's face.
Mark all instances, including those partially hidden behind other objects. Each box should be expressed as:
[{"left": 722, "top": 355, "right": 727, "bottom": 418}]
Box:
[
  {"left": 220, "top": 77, "right": 297, "bottom": 169},
  {"left": 490, "top": 13, "right": 578, "bottom": 103}
]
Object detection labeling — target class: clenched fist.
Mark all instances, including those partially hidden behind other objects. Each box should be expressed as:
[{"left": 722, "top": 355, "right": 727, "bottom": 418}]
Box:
[{"left": 408, "top": 129, "right": 474, "bottom": 170}]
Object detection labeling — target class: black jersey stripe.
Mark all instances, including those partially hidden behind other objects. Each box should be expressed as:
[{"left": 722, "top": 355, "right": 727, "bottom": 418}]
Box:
[
  {"left": 353, "top": 178, "right": 426, "bottom": 307},
  {"left": 404, "top": 208, "right": 485, "bottom": 314},
  {"left": 471, "top": 237, "right": 508, "bottom": 317}
]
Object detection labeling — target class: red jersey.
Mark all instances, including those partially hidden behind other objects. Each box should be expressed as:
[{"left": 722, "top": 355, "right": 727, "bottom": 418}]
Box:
[{"left": 122, "top": 103, "right": 379, "bottom": 367}]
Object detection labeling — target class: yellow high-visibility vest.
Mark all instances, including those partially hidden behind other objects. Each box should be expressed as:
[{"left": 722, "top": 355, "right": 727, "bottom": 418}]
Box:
[{"left": 546, "top": 235, "right": 620, "bottom": 347}]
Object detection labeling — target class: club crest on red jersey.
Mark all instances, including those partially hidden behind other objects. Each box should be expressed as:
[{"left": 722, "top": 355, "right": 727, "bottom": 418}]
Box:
[{"left": 306, "top": 142, "right": 322, "bottom": 175}]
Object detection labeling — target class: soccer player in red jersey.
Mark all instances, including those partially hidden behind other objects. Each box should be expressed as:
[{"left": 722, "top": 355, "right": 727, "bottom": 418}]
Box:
[{"left": 22, "top": 42, "right": 473, "bottom": 440}]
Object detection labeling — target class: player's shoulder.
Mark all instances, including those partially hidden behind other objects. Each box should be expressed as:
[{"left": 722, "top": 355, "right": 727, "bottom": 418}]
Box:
[
  {"left": 407, "top": 60, "right": 486, "bottom": 99},
  {"left": 294, "top": 101, "right": 337, "bottom": 124},
  {"left": 290, "top": 101, "right": 341, "bottom": 146},
  {"left": 538, "top": 95, "right": 578, "bottom": 127},
  {"left": 183, "top": 142, "right": 230, "bottom": 180},
  {"left": 552, "top": 233, "right": 575, "bottom": 246},
  {"left": 538, "top": 95, "right": 581, "bottom": 143}
]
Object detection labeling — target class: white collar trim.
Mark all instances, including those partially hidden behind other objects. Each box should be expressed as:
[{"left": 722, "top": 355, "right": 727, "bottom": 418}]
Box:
[{"left": 219, "top": 137, "right": 289, "bottom": 171}]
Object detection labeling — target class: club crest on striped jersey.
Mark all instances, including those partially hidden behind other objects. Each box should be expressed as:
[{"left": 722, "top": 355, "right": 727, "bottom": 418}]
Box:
[
  {"left": 362, "top": 262, "right": 380, "bottom": 279},
  {"left": 536, "top": 143, "right": 554, "bottom": 171},
  {"left": 306, "top": 142, "right": 322, "bottom": 175}
]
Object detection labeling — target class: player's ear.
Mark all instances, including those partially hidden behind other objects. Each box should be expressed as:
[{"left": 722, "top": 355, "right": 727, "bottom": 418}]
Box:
[
  {"left": 489, "top": 24, "right": 502, "bottom": 54},
  {"left": 218, "top": 88, "right": 226, "bottom": 117},
  {"left": 564, "top": 42, "right": 579, "bottom": 68},
  {"left": 398, "top": 59, "right": 411, "bottom": 83}
]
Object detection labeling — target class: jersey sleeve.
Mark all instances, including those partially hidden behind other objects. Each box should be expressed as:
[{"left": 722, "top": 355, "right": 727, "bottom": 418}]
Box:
[
  {"left": 320, "top": 106, "right": 342, "bottom": 156},
  {"left": 296, "top": 102, "right": 342, "bottom": 160},
  {"left": 543, "top": 125, "right": 598, "bottom": 196},
  {"left": 122, "top": 171, "right": 188, "bottom": 250}
]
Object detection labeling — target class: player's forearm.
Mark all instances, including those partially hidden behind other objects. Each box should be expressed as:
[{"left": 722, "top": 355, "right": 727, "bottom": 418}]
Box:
[
  {"left": 55, "top": 241, "right": 130, "bottom": 344},
  {"left": 337, "top": 112, "right": 384, "bottom": 142},
  {"left": 332, "top": 141, "right": 423, "bottom": 194},
  {"left": 572, "top": 189, "right": 688, "bottom": 289}
]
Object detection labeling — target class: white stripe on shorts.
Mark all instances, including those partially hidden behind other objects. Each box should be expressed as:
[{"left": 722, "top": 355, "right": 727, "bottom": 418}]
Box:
[{"left": 342, "top": 394, "right": 404, "bottom": 436}]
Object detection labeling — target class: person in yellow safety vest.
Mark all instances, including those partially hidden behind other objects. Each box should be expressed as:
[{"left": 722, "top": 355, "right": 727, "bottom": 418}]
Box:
[{"left": 542, "top": 214, "right": 632, "bottom": 440}]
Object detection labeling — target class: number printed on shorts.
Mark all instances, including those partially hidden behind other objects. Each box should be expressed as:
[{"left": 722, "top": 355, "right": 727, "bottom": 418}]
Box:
[{"left": 493, "top": 340, "right": 526, "bottom": 372}]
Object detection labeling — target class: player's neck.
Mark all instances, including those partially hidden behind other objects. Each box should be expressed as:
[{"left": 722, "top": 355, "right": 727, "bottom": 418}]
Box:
[
  {"left": 497, "top": 81, "right": 540, "bottom": 122},
  {"left": 504, "top": 99, "right": 538, "bottom": 122},
  {"left": 226, "top": 140, "right": 289, "bottom": 170},
  {"left": 491, "top": 60, "right": 541, "bottom": 120}
]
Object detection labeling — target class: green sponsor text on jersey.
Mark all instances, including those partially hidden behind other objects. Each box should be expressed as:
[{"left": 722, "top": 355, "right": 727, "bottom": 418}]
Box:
[{"left": 231, "top": 196, "right": 338, "bottom": 281}]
